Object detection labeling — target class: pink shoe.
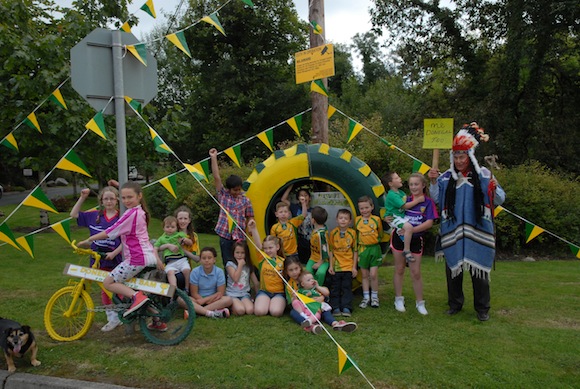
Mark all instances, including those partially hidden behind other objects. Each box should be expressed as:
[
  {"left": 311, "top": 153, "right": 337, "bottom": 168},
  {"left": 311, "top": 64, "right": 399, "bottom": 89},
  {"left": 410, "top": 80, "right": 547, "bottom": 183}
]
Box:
[
  {"left": 123, "top": 291, "right": 149, "bottom": 317},
  {"left": 147, "top": 320, "right": 167, "bottom": 332},
  {"left": 333, "top": 320, "right": 358, "bottom": 333}
]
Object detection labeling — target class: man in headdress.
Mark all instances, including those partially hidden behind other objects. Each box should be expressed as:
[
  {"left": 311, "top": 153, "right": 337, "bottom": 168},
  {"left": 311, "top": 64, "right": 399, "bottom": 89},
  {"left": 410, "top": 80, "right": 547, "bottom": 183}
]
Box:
[{"left": 428, "top": 123, "right": 506, "bottom": 321}]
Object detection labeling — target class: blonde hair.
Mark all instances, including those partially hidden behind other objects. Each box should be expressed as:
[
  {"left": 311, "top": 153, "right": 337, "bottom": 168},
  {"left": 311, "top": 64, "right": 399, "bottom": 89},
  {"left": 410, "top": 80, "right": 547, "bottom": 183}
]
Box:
[
  {"left": 263, "top": 235, "right": 285, "bottom": 258},
  {"left": 408, "top": 173, "right": 429, "bottom": 196},
  {"left": 96, "top": 186, "right": 119, "bottom": 224}
]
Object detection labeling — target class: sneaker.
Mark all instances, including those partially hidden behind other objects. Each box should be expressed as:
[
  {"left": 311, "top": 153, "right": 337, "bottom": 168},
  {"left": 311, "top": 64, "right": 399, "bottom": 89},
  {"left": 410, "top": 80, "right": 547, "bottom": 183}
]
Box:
[
  {"left": 300, "top": 318, "right": 312, "bottom": 328},
  {"left": 370, "top": 297, "right": 380, "bottom": 308},
  {"left": 123, "top": 291, "right": 149, "bottom": 317},
  {"left": 403, "top": 251, "right": 415, "bottom": 263},
  {"left": 416, "top": 300, "right": 428, "bottom": 315},
  {"left": 101, "top": 318, "right": 122, "bottom": 332},
  {"left": 333, "top": 320, "right": 358, "bottom": 333},
  {"left": 147, "top": 320, "right": 168, "bottom": 332},
  {"left": 212, "top": 308, "right": 230, "bottom": 319},
  {"left": 394, "top": 296, "right": 406, "bottom": 313},
  {"left": 332, "top": 309, "right": 342, "bottom": 317},
  {"left": 311, "top": 324, "right": 324, "bottom": 335},
  {"left": 359, "top": 298, "right": 369, "bottom": 309},
  {"left": 341, "top": 308, "right": 352, "bottom": 317}
]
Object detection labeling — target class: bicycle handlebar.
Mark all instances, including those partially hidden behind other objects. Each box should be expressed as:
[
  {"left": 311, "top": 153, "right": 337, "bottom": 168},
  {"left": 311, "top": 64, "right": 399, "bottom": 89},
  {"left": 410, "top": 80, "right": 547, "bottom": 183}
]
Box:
[{"left": 71, "top": 240, "right": 101, "bottom": 262}]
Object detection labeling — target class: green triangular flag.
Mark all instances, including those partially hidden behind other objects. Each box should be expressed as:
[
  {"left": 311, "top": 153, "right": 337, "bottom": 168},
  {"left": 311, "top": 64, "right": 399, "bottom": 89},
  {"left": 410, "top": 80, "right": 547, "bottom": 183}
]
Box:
[
  {"left": 202, "top": 13, "right": 226, "bottom": 36},
  {"left": 166, "top": 31, "right": 192, "bottom": 58},
  {"left": 240, "top": 0, "right": 254, "bottom": 6},
  {"left": 51, "top": 219, "right": 71, "bottom": 244},
  {"left": 24, "top": 112, "right": 42, "bottom": 133},
  {"left": 412, "top": 160, "right": 430, "bottom": 174},
  {"left": 85, "top": 112, "right": 108, "bottom": 140},
  {"left": 286, "top": 115, "right": 303, "bottom": 137},
  {"left": 225, "top": 145, "right": 242, "bottom": 168},
  {"left": 49, "top": 88, "right": 68, "bottom": 110},
  {"left": 0, "top": 223, "right": 21, "bottom": 250},
  {"left": 56, "top": 150, "right": 92, "bottom": 177},
  {"left": 310, "top": 20, "right": 323, "bottom": 35},
  {"left": 149, "top": 127, "right": 172, "bottom": 154},
  {"left": 127, "top": 44, "right": 148, "bottom": 66},
  {"left": 257, "top": 129, "right": 274, "bottom": 151},
  {"left": 124, "top": 96, "right": 142, "bottom": 114},
  {"left": 347, "top": 119, "right": 363, "bottom": 144},
  {"left": 16, "top": 235, "right": 34, "bottom": 258},
  {"left": 1, "top": 132, "right": 19, "bottom": 151},
  {"left": 525, "top": 222, "right": 544, "bottom": 243},
  {"left": 569, "top": 244, "right": 580, "bottom": 259},
  {"left": 140, "top": 0, "right": 156, "bottom": 18},
  {"left": 310, "top": 80, "right": 328, "bottom": 96},
  {"left": 159, "top": 174, "right": 178, "bottom": 199},
  {"left": 22, "top": 187, "right": 59, "bottom": 213},
  {"left": 338, "top": 346, "right": 355, "bottom": 375}
]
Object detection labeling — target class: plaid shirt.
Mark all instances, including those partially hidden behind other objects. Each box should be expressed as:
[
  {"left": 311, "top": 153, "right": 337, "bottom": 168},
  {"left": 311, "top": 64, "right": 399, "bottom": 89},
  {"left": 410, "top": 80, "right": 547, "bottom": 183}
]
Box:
[{"left": 214, "top": 187, "right": 254, "bottom": 240}]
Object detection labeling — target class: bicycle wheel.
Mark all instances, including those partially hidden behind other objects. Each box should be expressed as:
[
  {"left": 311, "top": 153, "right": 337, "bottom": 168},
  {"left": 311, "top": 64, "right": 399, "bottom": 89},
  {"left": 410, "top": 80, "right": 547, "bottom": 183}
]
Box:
[
  {"left": 139, "top": 288, "right": 195, "bottom": 346},
  {"left": 44, "top": 286, "right": 95, "bottom": 341}
]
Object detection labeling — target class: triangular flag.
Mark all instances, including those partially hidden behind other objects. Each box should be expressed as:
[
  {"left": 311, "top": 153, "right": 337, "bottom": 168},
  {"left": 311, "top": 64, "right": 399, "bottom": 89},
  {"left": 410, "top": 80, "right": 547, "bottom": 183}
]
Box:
[
  {"left": 286, "top": 115, "right": 303, "bottom": 137},
  {"left": 525, "top": 223, "right": 545, "bottom": 243},
  {"left": 227, "top": 212, "right": 235, "bottom": 233},
  {"left": 24, "top": 112, "right": 41, "bottom": 133},
  {"left": 569, "top": 244, "right": 580, "bottom": 259},
  {"left": 310, "top": 80, "right": 328, "bottom": 97},
  {"left": 412, "top": 160, "right": 431, "bottom": 175},
  {"left": 127, "top": 44, "right": 148, "bottom": 66},
  {"left": 166, "top": 32, "right": 192, "bottom": 58},
  {"left": 494, "top": 205, "right": 504, "bottom": 217},
  {"left": 51, "top": 219, "right": 71, "bottom": 244},
  {"left": 380, "top": 137, "right": 395, "bottom": 149},
  {"left": 124, "top": 96, "right": 142, "bottom": 114},
  {"left": 140, "top": 0, "right": 156, "bottom": 18},
  {"left": 197, "top": 161, "right": 211, "bottom": 181},
  {"left": 296, "top": 292, "right": 321, "bottom": 316},
  {"left": 120, "top": 21, "right": 132, "bottom": 33},
  {"left": 327, "top": 105, "right": 336, "bottom": 119},
  {"left": 347, "top": 119, "right": 364, "bottom": 144},
  {"left": 56, "top": 150, "right": 92, "bottom": 177},
  {"left": 184, "top": 163, "right": 208, "bottom": 182},
  {"left": 257, "top": 129, "right": 274, "bottom": 152},
  {"left": 16, "top": 235, "right": 34, "bottom": 258},
  {"left": 1, "top": 132, "right": 19, "bottom": 151},
  {"left": 85, "top": 112, "right": 108, "bottom": 140},
  {"left": 0, "top": 223, "right": 21, "bottom": 250},
  {"left": 201, "top": 13, "right": 226, "bottom": 36},
  {"left": 310, "top": 20, "right": 323, "bottom": 35},
  {"left": 22, "top": 187, "right": 59, "bottom": 213},
  {"left": 338, "top": 346, "right": 354, "bottom": 375},
  {"left": 159, "top": 174, "right": 178, "bottom": 199},
  {"left": 240, "top": 0, "right": 254, "bottom": 6},
  {"left": 224, "top": 145, "right": 242, "bottom": 168},
  {"left": 149, "top": 127, "right": 172, "bottom": 154},
  {"left": 49, "top": 88, "right": 68, "bottom": 110}
]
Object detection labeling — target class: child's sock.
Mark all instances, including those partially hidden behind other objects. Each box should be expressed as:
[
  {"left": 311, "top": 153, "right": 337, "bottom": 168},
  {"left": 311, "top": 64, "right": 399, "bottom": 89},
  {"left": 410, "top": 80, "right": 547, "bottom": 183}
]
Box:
[
  {"left": 371, "top": 291, "right": 378, "bottom": 300},
  {"left": 205, "top": 311, "right": 215, "bottom": 318},
  {"left": 363, "top": 291, "right": 370, "bottom": 300}
]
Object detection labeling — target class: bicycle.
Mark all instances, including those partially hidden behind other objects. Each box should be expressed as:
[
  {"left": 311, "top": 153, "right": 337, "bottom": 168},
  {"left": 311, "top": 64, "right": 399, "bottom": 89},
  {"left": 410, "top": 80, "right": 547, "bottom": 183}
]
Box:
[{"left": 44, "top": 241, "right": 196, "bottom": 346}]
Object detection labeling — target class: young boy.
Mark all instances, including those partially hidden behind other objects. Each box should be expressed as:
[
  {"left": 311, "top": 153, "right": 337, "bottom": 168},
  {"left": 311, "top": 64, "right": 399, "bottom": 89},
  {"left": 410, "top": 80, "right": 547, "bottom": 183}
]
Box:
[
  {"left": 355, "top": 196, "right": 383, "bottom": 308},
  {"left": 384, "top": 172, "right": 425, "bottom": 263},
  {"left": 209, "top": 148, "right": 255, "bottom": 268},
  {"left": 328, "top": 208, "right": 358, "bottom": 317},
  {"left": 270, "top": 199, "right": 308, "bottom": 261},
  {"left": 306, "top": 206, "right": 332, "bottom": 286},
  {"left": 154, "top": 216, "right": 193, "bottom": 291}
]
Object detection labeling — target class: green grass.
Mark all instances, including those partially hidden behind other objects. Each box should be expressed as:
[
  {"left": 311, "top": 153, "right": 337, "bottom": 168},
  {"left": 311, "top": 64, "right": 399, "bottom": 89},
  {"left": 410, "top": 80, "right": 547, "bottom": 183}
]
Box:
[{"left": 1, "top": 204, "right": 579, "bottom": 388}]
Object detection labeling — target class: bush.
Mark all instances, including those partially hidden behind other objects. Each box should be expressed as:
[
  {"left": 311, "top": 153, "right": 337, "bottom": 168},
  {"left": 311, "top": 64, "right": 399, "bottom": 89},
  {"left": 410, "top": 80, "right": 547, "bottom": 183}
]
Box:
[{"left": 50, "top": 196, "right": 73, "bottom": 212}]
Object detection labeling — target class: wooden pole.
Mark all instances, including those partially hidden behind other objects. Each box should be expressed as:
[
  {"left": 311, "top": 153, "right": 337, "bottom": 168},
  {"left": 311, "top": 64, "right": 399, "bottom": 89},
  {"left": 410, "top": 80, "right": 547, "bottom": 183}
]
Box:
[
  {"left": 432, "top": 149, "right": 440, "bottom": 171},
  {"left": 309, "top": 0, "right": 328, "bottom": 144}
]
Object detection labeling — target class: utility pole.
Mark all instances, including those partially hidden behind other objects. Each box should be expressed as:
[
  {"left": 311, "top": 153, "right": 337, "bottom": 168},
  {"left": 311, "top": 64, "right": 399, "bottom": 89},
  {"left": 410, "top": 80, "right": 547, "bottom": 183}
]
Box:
[{"left": 309, "top": 0, "right": 328, "bottom": 144}]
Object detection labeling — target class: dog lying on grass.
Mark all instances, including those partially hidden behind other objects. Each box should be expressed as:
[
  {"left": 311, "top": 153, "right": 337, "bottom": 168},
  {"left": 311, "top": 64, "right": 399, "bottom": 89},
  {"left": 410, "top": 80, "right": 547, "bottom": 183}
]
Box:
[{"left": 0, "top": 317, "right": 41, "bottom": 372}]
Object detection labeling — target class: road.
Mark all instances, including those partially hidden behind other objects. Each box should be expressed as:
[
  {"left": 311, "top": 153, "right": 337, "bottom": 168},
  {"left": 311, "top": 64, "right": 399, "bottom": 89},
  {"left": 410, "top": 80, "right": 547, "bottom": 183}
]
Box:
[{"left": 0, "top": 185, "right": 98, "bottom": 207}]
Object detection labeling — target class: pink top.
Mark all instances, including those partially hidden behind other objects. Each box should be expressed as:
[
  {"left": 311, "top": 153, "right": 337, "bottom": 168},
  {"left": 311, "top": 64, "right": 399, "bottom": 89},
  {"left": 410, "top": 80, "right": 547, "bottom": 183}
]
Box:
[{"left": 105, "top": 205, "right": 157, "bottom": 267}]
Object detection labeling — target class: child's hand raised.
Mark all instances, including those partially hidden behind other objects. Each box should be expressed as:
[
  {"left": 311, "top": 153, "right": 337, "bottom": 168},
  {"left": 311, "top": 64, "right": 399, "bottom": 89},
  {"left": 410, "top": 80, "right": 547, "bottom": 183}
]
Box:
[
  {"left": 209, "top": 148, "right": 218, "bottom": 158},
  {"left": 247, "top": 219, "right": 256, "bottom": 229}
]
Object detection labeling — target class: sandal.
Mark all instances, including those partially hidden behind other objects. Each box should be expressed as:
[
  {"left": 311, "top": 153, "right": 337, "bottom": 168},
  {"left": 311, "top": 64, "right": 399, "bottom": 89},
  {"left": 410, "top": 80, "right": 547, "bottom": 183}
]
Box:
[{"left": 403, "top": 251, "right": 415, "bottom": 263}]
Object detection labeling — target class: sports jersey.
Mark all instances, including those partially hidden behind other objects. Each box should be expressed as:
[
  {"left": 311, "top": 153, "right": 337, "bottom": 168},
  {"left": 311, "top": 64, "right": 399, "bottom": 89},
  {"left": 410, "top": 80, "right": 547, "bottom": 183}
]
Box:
[
  {"left": 329, "top": 227, "right": 357, "bottom": 272},
  {"left": 309, "top": 226, "right": 329, "bottom": 263},
  {"left": 257, "top": 254, "right": 285, "bottom": 293},
  {"left": 182, "top": 231, "right": 199, "bottom": 255},
  {"left": 270, "top": 215, "right": 304, "bottom": 256},
  {"left": 354, "top": 215, "right": 383, "bottom": 247},
  {"left": 385, "top": 189, "right": 407, "bottom": 219}
]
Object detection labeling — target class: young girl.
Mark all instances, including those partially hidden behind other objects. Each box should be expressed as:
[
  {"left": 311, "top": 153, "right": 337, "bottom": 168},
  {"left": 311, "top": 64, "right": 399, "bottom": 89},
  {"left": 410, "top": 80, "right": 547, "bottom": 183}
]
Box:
[
  {"left": 247, "top": 219, "right": 286, "bottom": 317},
  {"left": 391, "top": 173, "right": 438, "bottom": 315},
  {"left": 174, "top": 205, "right": 200, "bottom": 263},
  {"left": 282, "top": 185, "right": 313, "bottom": 264},
  {"left": 70, "top": 186, "right": 123, "bottom": 332},
  {"left": 189, "top": 247, "right": 232, "bottom": 319},
  {"left": 225, "top": 241, "right": 259, "bottom": 316},
  {"left": 77, "top": 182, "right": 164, "bottom": 318}
]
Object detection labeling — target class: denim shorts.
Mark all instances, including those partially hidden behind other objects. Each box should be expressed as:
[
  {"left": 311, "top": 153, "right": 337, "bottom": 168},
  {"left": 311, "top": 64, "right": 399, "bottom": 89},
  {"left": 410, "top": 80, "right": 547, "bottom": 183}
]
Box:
[{"left": 257, "top": 290, "right": 285, "bottom": 299}]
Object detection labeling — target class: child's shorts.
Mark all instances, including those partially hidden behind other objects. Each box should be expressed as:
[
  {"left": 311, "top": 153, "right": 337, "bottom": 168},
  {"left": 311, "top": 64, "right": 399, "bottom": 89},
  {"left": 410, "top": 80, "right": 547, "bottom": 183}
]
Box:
[
  {"left": 165, "top": 257, "right": 191, "bottom": 273},
  {"left": 358, "top": 244, "right": 382, "bottom": 269},
  {"left": 389, "top": 215, "right": 410, "bottom": 230},
  {"left": 109, "top": 261, "right": 146, "bottom": 283},
  {"left": 390, "top": 232, "right": 424, "bottom": 254}
]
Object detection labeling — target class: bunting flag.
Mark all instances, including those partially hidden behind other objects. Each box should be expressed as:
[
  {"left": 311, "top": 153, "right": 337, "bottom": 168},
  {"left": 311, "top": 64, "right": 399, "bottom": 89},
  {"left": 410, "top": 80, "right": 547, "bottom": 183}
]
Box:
[
  {"left": 127, "top": 44, "right": 148, "bottom": 66},
  {"left": 184, "top": 163, "right": 208, "bottom": 182},
  {"left": 569, "top": 244, "right": 580, "bottom": 259},
  {"left": 1, "top": 132, "right": 19, "bottom": 151},
  {"left": 525, "top": 222, "right": 545, "bottom": 243},
  {"left": 85, "top": 112, "right": 108, "bottom": 140},
  {"left": 149, "top": 127, "right": 172, "bottom": 154},
  {"left": 140, "top": 0, "right": 156, "bottom": 18},
  {"left": 24, "top": 112, "right": 41, "bottom": 133},
  {"left": 51, "top": 219, "right": 71, "bottom": 244},
  {"left": 202, "top": 13, "right": 226, "bottom": 36},
  {"left": 327, "top": 105, "right": 336, "bottom": 119},
  {"left": 310, "top": 20, "right": 323, "bottom": 35},
  {"left": 227, "top": 212, "right": 235, "bottom": 234},
  {"left": 286, "top": 115, "right": 303, "bottom": 137},
  {"left": 56, "top": 150, "right": 92, "bottom": 177},
  {"left": 380, "top": 137, "right": 395, "bottom": 149},
  {"left": 0, "top": 223, "right": 21, "bottom": 250},
  {"left": 347, "top": 119, "right": 364, "bottom": 144},
  {"left": 257, "top": 129, "right": 274, "bottom": 152},
  {"left": 240, "top": 0, "right": 255, "bottom": 6},
  {"left": 195, "top": 160, "right": 210, "bottom": 182},
  {"left": 310, "top": 80, "right": 328, "bottom": 97},
  {"left": 16, "top": 235, "right": 34, "bottom": 258},
  {"left": 338, "top": 345, "right": 354, "bottom": 375},
  {"left": 124, "top": 96, "right": 142, "bottom": 114},
  {"left": 49, "top": 88, "right": 68, "bottom": 110},
  {"left": 412, "top": 160, "right": 430, "bottom": 175},
  {"left": 22, "top": 187, "right": 59, "bottom": 213},
  {"left": 159, "top": 174, "right": 178, "bottom": 199},
  {"left": 494, "top": 205, "right": 504, "bottom": 217},
  {"left": 296, "top": 292, "right": 321, "bottom": 316},
  {"left": 166, "top": 32, "right": 192, "bottom": 58},
  {"left": 120, "top": 21, "right": 132, "bottom": 33},
  {"left": 225, "top": 145, "right": 242, "bottom": 168}
]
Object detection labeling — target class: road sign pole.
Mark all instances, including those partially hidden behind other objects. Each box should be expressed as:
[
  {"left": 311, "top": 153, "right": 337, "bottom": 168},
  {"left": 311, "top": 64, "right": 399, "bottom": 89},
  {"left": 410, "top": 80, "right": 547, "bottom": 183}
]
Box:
[{"left": 112, "top": 30, "right": 128, "bottom": 194}]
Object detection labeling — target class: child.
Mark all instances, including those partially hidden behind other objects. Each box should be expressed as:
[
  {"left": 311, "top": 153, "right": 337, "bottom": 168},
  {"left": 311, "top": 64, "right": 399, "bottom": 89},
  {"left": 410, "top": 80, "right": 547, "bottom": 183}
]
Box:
[
  {"left": 70, "top": 186, "right": 123, "bottom": 332},
  {"left": 77, "top": 182, "right": 164, "bottom": 321},
  {"left": 188, "top": 247, "right": 232, "bottom": 319},
  {"left": 328, "top": 208, "right": 358, "bottom": 317},
  {"left": 154, "top": 216, "right": 192, "bottom": 291},
  {"left": 355, "top": 196, "right": 384, "bottom": 308},
  {"left": 247, "top": 219, "right": 286, "bottom": 317},
  {"left": 225, "top": 241, "right": 259, "bottom": 316},
  {"left": 384, "top": 172, "right": 425, "bottom": 263},
  {"left": 270, "top": 200, "right": 308, "bottom": 261},
  {"left": 281, "top": 185, "right": 313, "bottom": 263},
  {"left": 306, "top": 206, "right": 332, "bottom": 286},
  {"left": 209, "top": 148, "right": 254, "bottom": 268},
  {"left": 174, "top": 205, "right": 201, "bottom": 264}
]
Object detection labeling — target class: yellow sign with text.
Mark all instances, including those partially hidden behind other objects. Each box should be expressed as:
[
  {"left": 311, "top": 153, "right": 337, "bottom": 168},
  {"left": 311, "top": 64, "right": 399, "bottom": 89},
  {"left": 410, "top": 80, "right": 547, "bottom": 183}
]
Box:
[
  {"left": 423, "top": 118, "right": 454, "bottom": 149},
  {"left": 295, "top": 44, "right": 335, "bottom": 84}
]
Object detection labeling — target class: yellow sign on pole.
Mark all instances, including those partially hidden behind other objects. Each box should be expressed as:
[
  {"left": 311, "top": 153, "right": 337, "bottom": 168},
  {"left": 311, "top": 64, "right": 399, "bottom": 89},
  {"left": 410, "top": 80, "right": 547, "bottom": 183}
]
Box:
[
  {"left": 295, "top": 44, "right": 335, "bottom": 84},
  {"left": 423, "top": 118, "right": 454, "bottom": 149}
]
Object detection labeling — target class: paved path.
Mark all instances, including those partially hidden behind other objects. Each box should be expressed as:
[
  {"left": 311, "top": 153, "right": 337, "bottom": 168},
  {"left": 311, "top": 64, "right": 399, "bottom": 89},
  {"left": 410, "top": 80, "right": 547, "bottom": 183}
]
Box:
[{"left": 0, "top": 371, "right": 134, "bottom": 389}]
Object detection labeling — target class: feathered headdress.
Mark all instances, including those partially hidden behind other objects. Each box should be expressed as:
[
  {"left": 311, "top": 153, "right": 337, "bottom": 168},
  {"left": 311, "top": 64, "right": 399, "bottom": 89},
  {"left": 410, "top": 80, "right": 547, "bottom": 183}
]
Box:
[{"left": 450, "top": 122, "right": 489, "bottom": 179}]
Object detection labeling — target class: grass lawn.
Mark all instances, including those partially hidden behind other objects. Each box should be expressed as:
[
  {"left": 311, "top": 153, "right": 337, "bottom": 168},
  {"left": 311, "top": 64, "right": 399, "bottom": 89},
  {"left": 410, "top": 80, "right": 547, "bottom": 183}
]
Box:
[{"left": 0, "top": 202, "right": 579, "bottom": 388}]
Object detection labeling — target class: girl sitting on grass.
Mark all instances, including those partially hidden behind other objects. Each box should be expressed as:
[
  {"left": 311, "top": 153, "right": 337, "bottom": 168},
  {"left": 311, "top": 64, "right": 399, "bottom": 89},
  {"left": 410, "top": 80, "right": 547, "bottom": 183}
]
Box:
[{"left": 225, "top": 241, "right": 259, "bottom": 316}]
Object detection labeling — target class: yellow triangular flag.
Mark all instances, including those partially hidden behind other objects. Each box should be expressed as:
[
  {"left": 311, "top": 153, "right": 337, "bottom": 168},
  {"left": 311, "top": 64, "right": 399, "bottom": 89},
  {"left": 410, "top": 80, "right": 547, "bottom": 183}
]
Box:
[
  {"left": 50, "top": 88, "right": 68, "bottom": 109},
  {"left": 127, "top": 44, "right": 147, "bottom": 66},
  {"left": 25, "top": 112, "right": 42, "bottom": 133},
  {"left": 338, "top": 345, "right": 354, "bottom": 375},
  {"left": 16, "top": 236, "right": 34, "bottom": 258},
  {"left": 120, "top": 21, "right": 132, "bottom": 33},
  {"left": 525, "top": 224, "right": 545, "bottom": 244},
  {"left": 327, "top": 105, "right": 336, "bottom": 119},
  {"left": 224, "top": 146, "right": 242, "bottom": 168},
  {"left": 347, "top": 120, "right": 364, "bottom": 144},
  {"left": 184, "top": 163, "right": 208, "bottom": 182},
  {"left": 51, "top": 220, "right": 71, "bottom": 244},
  {"left": 159, "top": 176, "right": 178, "bottom": 199},
  {"left": 494, "top": 205, "right": 504, "bottom": 217}
]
